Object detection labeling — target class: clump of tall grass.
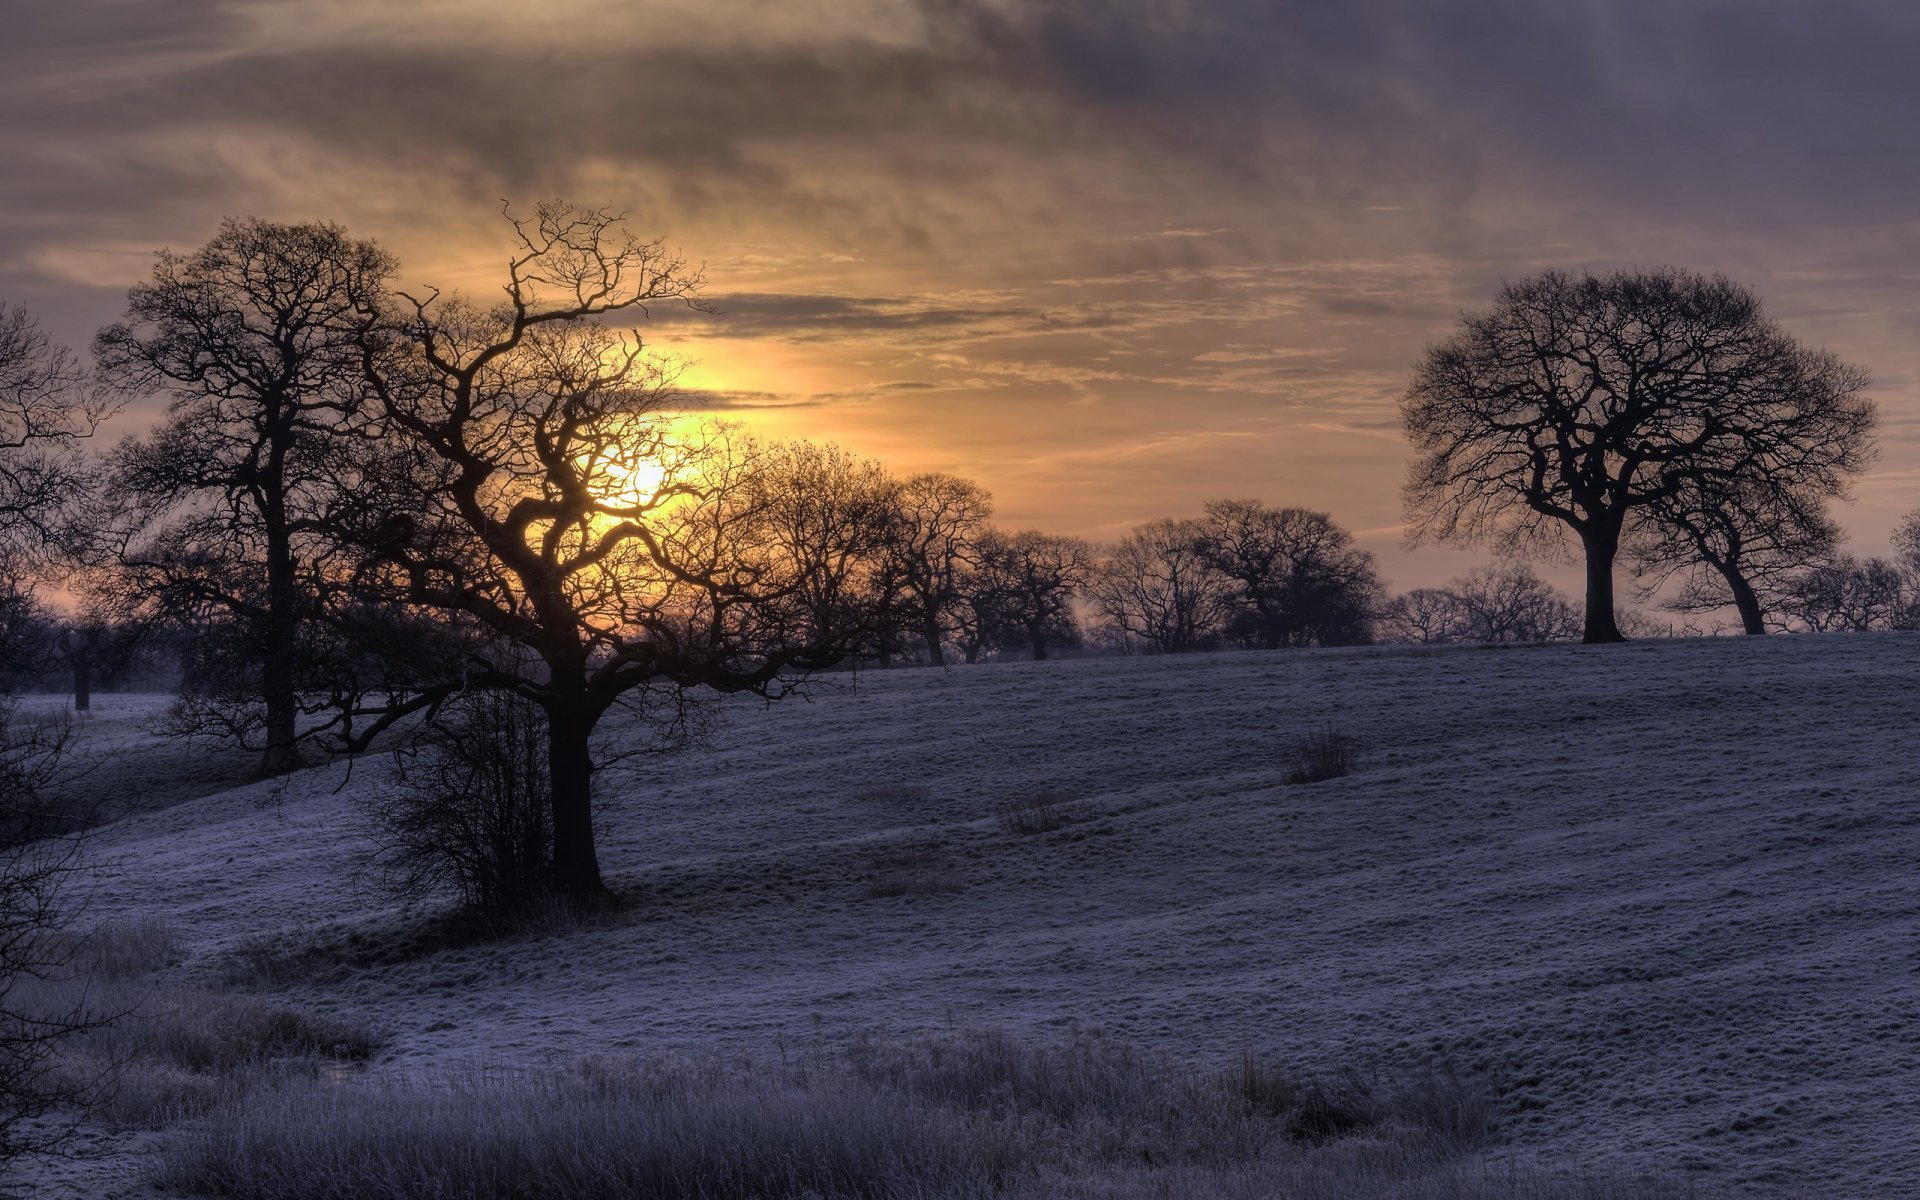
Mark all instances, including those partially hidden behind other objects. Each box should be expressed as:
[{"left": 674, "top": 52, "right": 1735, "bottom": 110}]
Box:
[
  {"left": 993, "top": 789, "right": 1092, "bottom": 834},
  {"left": 152, "top": 1027, "right": 1710, "bottom": 1200},
  {"left": 1286, "top": 724, "right": 1361, "bottom": 784},
  {"left": 25, "top": 918, "right": 377, "bottom": 1129}
]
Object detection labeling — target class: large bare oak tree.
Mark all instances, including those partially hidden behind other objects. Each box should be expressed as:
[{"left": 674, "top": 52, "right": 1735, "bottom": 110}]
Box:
[
  {"left": 95, "top": 220, "right": 394, "bottom": 774},
  {"left": 1402, "top": 269, "right": 1874, "bottom": 643},
  {"left": 344, "top": 204, "right": 880, "bottom": 902}
]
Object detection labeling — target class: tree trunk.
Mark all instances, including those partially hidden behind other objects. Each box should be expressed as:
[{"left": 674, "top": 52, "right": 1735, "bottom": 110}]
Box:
[
  {"left": 922, "top": 614, "right": 946, "bottom": 667},
  {"left": 71, "top": 651, "right": 90, "bottom": 713},
  {"left": 1721, "top": 566, "right": 1767, "bottom": 635},
  {"left": 1027, "top": 620, "right": 1048, "bottom": 661},
  {"left": 546, "top": 714, "right": 607, "bottom": 903},
  {"left": 1579, "top": 525, "right": 1627, "bottom": 644},
  {"left": 258, "top": 495, "right": 304, "bottom": 777}
]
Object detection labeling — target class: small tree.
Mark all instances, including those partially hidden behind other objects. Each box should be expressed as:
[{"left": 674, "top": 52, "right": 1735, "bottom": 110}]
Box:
[
  {"left": 1088, "top": 518, "right": 1231, "bottom": 654},
  {"left": 0, "top": 308, "right": 112, "bottom": 1165},
  {"left": 1379, "top": 587, "right": 1469, "bottom": 645},
  {"left": 1193, "top": 500, "right": 1381, "bottom": 648},
  {"left": 879, "top": 473, "right": 991, "bottom": 666},
  {"left": 371, "top": 691, "right": 552, "bottom": 916},
  {"left": 1403, "top": 269, "right": 1875, "bottom": 643},
  {"left": 1378, "top": 566, "right": 1581, "bottom": 645},
  {"left": 1446, "top": 564, "right": 1583, "bottom": 644},
  {"left": 1625, "top": 471, "right": 1844, "bottom": 636},
  {"left": 746, "top": 441, "right": 901, "bottom": 660},
  {"left": 1775, "top": 556, "right": 1910, "bottom": 632},
  {"left": 963, "top": 529, "right": 1092, "bottom": 661}
]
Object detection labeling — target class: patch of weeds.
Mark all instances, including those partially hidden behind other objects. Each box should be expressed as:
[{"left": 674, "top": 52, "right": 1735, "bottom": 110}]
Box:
[
  {"left": 994, "top": 789, "right": 1092, "bottom": 835},
  {"left": 851, "top": 784, "right": 932, "bottom": 804},
  {"left": 1285, "top": 724, "right": 1361, "bottom": 784},
  {"left": 862, "top": 835, "right": 964, "bottom": 898}
]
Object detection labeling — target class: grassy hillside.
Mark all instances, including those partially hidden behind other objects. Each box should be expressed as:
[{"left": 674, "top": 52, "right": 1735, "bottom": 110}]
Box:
[{"left": 33, "top": 633, "right": 1920, "bottom": 1196}]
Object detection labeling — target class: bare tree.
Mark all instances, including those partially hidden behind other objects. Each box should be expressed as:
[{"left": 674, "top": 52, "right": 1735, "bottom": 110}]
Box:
[
  {"left": 1402, "top": 269, "right": 1875, "bottom": 643},
  {"left": 1378, "top": 587, "right": 1469, "bottom": 645},
  {"left": 0, "top": 306, "right": 113, "bottom": 556},
  {"left": 1446, "top": 564, "right": 1583, "bottom": 643},
  {"left": 879, "top": 473, "right": 991, "bottom": 666},
  {"left": 1624, "top": 474, "right": 1840, "bottom": 635},
  {"left": 1380, "top": 565, "right": 1581, "bottom": 645},
  {"left": 745, "top": 441, "right": 901, "bottom": 660},
  {"left": 1774, "top": 556, "right": 1910, "bottom": 632},
  {"left": 340, "top": 203, "right": 882, "bottom": 903},
  {"left": 1088, "top": 518, "right": 1232, "bottom": 654},
  {"left": 95, "top": 219, "right": 395, "bottom": 775},
  {"left": 962, "top": 529, "right": 1092, "bottom": 661},
  {"left": 1193, "top": 500, "right": 1381, "bottom": 648},
  {"left": 0, "top": 309, "right": 119, "bottom": 1165},
  {"left": 1894, "top": 509, "right": 1920, "bottom": 575}
]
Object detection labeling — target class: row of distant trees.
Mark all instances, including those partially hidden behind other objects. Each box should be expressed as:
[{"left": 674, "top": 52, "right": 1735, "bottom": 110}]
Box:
[{"left": 1, "top": 207, "right": 1917, "bottom": 900}]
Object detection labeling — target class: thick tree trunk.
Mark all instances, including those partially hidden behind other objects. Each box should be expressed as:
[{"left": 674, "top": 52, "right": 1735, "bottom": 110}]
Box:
[
  {"left": 1027, "top": 621, "right": 1048, "bottom": 661},
  {"left": 71, "top": 652, "right": 90, "bottom": 713},
  {"left": 922, "top": 614, "right": 946, "bottom": 667},
  {"left": 1721, "top": 567, "right": 1767, "bottom": 635},
  {"left": 546, "top": 715, "right": 607, "bottom": 903},
  {"left": 1579, "top": 526, "right": 1627, "bottom": 644},
  {"left": 258, "top": 536, "right": 304, "bottom": 777}
]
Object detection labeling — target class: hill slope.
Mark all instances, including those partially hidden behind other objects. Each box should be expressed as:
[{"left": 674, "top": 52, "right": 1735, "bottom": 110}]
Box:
[{"left": 75, "top": 634, "right": 1920, "bottom": 1195}]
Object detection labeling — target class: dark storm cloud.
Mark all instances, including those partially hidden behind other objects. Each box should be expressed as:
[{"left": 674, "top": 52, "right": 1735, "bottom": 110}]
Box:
[
  {"left": 11, "top": 1, "right": 1920, "bottom": 258},
  {"left": 7, "top": 0, "right": 1920, "bottom": 570}
]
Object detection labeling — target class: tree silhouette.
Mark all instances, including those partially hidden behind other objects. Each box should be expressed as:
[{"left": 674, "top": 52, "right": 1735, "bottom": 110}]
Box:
[
  {"left": 879, "top": 473, "right": 991, "bottom": 666},
  {"left": 963, "top": 529, "right": 1091, "bottom": 661},
  {"left": 1193, "top": 500, "right": 1380, "bottom": 648},
  {"left": 96, "top": 219, "right": 394, "bottom": 774},
  {"left": 342, "top": 204, "right": 880, "bottom": 902},
  {"left": 1624, "top": 473, "right": 1840, "bottom": 635},
  {"left": 1089, "top": 518, "right": 1231, "bottom": 654},
  {"left": 1402, "top": 269, "right": 1874, "bottom": 643}
]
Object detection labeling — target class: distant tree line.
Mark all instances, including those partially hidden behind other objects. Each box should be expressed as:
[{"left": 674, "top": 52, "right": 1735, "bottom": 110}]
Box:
[{"left": 0, "top": 216, "right": 1916, "bottom": 911}]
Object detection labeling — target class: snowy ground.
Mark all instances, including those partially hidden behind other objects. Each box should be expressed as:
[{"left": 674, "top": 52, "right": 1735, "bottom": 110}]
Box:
[{"left": 31, "top": 634, "right": 1920, "bottom": 1196}]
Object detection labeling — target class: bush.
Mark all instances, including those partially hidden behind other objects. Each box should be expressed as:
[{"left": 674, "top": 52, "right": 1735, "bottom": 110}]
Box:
[
  {"left": 16, "top": 917, "right": 376, "bottom": 1131},
  {"left": 850, "top": 784, "right": 932, "bottom": 805},
  {"left": 862, "top": 835, "right": 965, "bottom": 898},
  {"left": 993, "top": 789, "right": 1091, "bottom": 835},
  {"left": 1286, "top": 725, "right": 1360, "bottom": 784},
  {"left": 365, "top": 691, "right": 553, "bottom": 916},
  {"left": 0, "top": 701, "right": 104, "bottom": 1165},
  {"left": 151, "top": 1029, "right": 1705, "bottom": 1200}
]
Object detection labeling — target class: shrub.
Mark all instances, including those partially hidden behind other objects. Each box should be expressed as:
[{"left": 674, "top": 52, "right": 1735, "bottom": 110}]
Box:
[
  {"left": 851, "top": 784, "right": 932, "bottom": 804},
  {"left": 862, "top": 835, "right": 964, "bottom": 898},
  {"left": 1286, "top": 725, "right": 1360, "bottom": 784},
  {"left": 365, "top": 690, "right": 553, "bottom": 916},
  {"left": 993, "top": 789, "right": 1091, "bottom": 835},
  {"left": 21, "top": 917, "right": 376, "bottom": 1131},
  {"left": 0, "top": 701, "right": 105, "bottom": 1165},
  {"left": 151, "top": 1029, "right": 1702, "bottom": 1200}
]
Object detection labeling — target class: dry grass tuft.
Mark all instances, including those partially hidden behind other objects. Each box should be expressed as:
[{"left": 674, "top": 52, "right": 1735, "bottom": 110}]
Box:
[
  {"left": 23, "top": 919, "right": 378, "bottom": 1130},
  {"left": 150, "top": 1028, "right": 1712, "bottom": 1200},
  {"left": 851, "top": 784, "right": 933, "bottom": 804},
  {"left": 993, "top": 789, "right": 1092, "bottom": 835},
  {"left": 1286, "top": 725, "right": 1362, "bottom": 784},
  {"left": 862, "top": 835, "right": 965, "bottom": 899}
]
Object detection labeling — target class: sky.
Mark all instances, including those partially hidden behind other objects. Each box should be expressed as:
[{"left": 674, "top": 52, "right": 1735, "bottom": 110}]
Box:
[{"left": 6, "top": 0, "right": 1920, "bottom": 594}]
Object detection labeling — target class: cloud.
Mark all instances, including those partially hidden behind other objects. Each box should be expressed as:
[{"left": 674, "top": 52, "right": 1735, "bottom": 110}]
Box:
[{"left": 6, "top": 0, "right": 1920, "bottom": 565}]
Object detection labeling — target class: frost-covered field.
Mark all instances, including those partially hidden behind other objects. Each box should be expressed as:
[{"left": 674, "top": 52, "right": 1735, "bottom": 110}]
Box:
[{"left": 34, "top": 634, "right": 1920, "bottom": 1196}]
